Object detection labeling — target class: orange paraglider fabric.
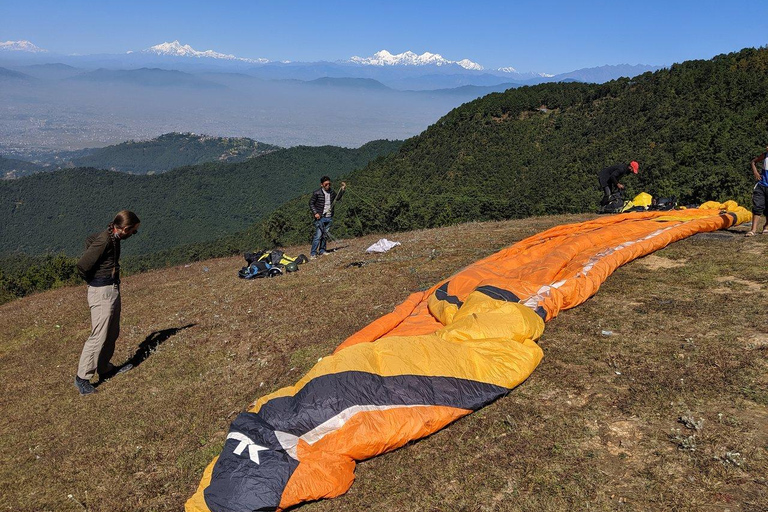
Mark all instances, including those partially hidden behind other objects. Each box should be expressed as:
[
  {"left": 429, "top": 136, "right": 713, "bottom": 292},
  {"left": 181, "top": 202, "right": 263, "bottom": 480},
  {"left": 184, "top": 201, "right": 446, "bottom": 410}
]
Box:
[{"left": 186, "top": 204, "right": 750, "bottom": 512}]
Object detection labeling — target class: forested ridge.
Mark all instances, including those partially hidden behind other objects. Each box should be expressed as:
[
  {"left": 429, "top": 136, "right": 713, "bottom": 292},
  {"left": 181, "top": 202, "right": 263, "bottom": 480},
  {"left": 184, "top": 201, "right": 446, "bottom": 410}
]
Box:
[
  {"left": 68, "top": 132, "right": 282, "bottom": 174},
  {"left": 1, "top": 133, "right": 282, "bottom": 179},
  {"left": 0, "top": 140, "right": 402, "bottom": 256}
]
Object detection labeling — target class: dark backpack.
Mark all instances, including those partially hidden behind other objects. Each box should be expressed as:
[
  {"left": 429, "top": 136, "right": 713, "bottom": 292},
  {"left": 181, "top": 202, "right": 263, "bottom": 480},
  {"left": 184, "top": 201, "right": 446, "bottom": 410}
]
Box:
[
  {"left": 239, "top": 250, "right": 308, "bottom": 279},
  {"left": 238, "top": 260, "right": 283, "bottom": 279},
  {"left": 599, "top": 194, "right": 631, "bottom": 214},
  {"left": 651, "top": 196, "right": 678, "bottom": 211}
]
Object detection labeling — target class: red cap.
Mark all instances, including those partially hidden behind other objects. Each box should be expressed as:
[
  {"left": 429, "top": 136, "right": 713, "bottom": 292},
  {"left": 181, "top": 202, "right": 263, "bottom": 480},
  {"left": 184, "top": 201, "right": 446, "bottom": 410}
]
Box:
[{"left": 629, "top": 161, "right": 639, "bottom": 174}]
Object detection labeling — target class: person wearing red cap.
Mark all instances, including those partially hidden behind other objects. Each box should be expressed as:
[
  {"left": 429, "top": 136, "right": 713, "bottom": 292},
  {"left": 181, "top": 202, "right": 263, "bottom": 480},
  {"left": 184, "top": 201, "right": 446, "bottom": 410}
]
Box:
[{"left": 598, "top": 161, "right": 639, "bottom": 206}]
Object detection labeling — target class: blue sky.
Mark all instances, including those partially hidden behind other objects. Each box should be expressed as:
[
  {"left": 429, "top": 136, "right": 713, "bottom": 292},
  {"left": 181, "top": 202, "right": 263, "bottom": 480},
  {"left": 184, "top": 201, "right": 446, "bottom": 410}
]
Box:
[{"left": 2, "top": 0, "right": 767, "bottom": 74}]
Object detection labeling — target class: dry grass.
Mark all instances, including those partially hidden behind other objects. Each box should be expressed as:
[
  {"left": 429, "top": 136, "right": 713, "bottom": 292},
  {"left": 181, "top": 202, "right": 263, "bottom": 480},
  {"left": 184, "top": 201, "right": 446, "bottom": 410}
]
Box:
[{"left": 0, "top": 215, "right": 766, "bottom": 512}]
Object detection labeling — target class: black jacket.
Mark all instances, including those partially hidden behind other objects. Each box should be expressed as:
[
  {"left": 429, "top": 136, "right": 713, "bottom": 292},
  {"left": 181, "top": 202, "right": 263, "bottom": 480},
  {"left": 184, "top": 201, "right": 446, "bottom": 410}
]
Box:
[
  {"left": 598, "top": 163, "right": 631, "bottom": 188},
  {"left": 76, "top": 229, "right": 120, "bottom": 286},
  {"left": 309, "top": 187, "right": 344, "bottom": 217}
]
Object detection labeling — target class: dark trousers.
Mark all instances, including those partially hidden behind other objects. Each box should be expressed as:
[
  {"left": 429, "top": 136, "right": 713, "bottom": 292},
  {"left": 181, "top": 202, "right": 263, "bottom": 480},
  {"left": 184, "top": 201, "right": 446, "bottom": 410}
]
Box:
[
  {"left": 752, "top": 183, "right": 768, "bottom": 216},
  {"left": 600, "top": 185, "right": 621, "bottom": 206}
]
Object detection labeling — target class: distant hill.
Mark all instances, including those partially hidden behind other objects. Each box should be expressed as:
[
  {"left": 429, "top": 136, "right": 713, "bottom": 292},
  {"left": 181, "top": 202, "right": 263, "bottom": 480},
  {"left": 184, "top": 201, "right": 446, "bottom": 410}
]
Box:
[
  {"left": 545, "top": 64, "right": 664, "bottom": 84},
  {"left": 306, "top": 77, "right": 391, "bottom": 90},
  {"left": 68, "top": 67, "right": 225, "bottom": 89},
  {"left": 423, "top": 82, "right": 518, "bottom": 96},
  {"left": 0, "top": 140, "right": 403, "bottom": 256},
  {"left": 17, "top": 62, "right": 83, "bottom": 80},
  {"left": 0, "top": 66, "right": 33, "bottom": 81},
  {"left": 388, "top": 73, "right": 523, "bottom": 91},
  {"left": 0, "top": 156, "right": 47, "bottom": 179},
  {"left": 67, "top": 132, "right": 282, "bottom": 174}
]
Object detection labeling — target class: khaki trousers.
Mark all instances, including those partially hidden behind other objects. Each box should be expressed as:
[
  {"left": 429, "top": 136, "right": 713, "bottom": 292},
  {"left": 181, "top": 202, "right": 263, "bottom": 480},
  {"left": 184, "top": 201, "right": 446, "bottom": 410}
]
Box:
[{"left": 77, "top": 285, "right": 121, "bottom": 380}]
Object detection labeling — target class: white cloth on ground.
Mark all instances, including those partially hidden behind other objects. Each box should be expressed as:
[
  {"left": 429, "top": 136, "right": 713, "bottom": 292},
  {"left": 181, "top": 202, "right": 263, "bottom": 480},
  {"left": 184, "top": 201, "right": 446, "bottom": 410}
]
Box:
[{"left": 365, "top": 238, "right": 401, "bottom": 253}]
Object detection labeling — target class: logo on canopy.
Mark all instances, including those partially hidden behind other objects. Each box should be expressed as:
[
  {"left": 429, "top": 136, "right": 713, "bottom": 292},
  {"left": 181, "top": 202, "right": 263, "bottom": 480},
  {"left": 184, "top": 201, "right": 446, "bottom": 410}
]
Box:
[{"left": 226, "top": 432, "right": 268, "bottom": 464}]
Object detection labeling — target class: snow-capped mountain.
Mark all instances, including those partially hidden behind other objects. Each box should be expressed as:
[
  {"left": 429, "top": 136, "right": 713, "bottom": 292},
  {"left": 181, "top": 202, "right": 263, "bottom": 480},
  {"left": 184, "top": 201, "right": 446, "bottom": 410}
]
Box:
[
  {"left": 140, "top": 41, "right": 268, "bottom": 64},
  {"left": 350, "top": 50, "right": 483, "bottom": 70},
  {"left": 497, "top": 66, "right": 554, "bottom": 78},
  {"left": 0, "top": 40, "right": 48, "bottom": 53}
]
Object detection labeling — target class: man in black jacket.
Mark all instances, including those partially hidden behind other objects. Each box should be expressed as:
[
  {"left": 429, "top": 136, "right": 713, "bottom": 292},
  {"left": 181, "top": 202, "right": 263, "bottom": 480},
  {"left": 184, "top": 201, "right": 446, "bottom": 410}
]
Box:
[
  {"left": 309, "top": 176, "right": 346, "bottom": 258},
  {"left": 598, "top": 161, "right": 639, "bottom": 206}
]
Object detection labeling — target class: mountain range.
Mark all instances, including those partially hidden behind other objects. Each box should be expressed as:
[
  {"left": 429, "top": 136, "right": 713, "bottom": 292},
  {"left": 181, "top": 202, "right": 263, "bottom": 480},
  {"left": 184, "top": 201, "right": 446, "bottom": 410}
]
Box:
[
  {"left": 0, "top": 39, "right": 661, "bottom": 88},
  {"left": 0, "top": 39, "right": 663, "bottom": 152}
]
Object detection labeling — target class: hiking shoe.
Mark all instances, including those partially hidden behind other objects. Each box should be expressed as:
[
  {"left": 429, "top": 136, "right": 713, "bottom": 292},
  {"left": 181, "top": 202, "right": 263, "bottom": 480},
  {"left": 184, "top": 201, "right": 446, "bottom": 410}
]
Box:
[
  {"left": 75, "top": 376, "right": 97, "bottom": 395},
  {"left": 309, "top": 255, "right": 317, "bottom": 260}
]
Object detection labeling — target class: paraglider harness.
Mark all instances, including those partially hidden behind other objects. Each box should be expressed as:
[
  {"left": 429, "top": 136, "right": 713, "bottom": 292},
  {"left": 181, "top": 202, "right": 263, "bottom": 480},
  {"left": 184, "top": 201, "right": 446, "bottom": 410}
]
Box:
[
  {"left": 601, "top": 193, "right": 679, "bottom": 214},
  {"left": 651, "top": 196, "right": 678, "bottom": 211},
  {"left": 599, "top": 190, "right": 633, "bottom": 214},
  {"left": 238, "top": 250, "right": 308, "bottom": 279}
]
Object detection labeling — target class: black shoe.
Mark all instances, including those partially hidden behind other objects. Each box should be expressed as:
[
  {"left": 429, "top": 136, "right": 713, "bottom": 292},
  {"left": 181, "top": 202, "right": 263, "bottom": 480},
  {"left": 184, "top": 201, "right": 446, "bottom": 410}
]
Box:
[{"left": 75, "top": 376, "right": 97, "bottom": 395}]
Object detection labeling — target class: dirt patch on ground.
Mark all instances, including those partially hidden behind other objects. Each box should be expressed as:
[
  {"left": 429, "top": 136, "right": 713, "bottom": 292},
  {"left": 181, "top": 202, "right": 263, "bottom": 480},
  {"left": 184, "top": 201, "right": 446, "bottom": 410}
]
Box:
[
  {"left": 712, "top": 275, "right": 764, "bottom": 294},
  {"left": 603, "top": 418, "right": 644, "bottom": 455},
  {"left": 636, "top": 254, "right": 687, "bottom": 270},
  {"left": 745, "top": 333, "right": 768, "bottom": 349}
]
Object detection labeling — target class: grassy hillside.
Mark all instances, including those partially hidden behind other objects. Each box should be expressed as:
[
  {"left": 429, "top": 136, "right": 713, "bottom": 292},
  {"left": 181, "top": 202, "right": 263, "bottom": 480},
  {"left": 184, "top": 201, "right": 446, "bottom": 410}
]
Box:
[
  {"left": 255, "top": 47, "right": 768, "bottom": 248},
  {"left": 68, "top": 132, "right": 282, "bottom": 174},
  {"left": 0, "top": 216, "right": 765, "bottom": 511},
  {"left": 0, "top": 140, "right": 402, "bottom": 256}
]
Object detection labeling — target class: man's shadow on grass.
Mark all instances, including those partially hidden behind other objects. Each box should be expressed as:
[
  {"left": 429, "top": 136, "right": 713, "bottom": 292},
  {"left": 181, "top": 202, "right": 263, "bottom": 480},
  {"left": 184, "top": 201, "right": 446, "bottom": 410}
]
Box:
[
  {"left": 126, "top": 323, "right": 196, "bottom": 367},
  {"left": 96, "top": 323, "right": 196, "bottom": 385}
]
